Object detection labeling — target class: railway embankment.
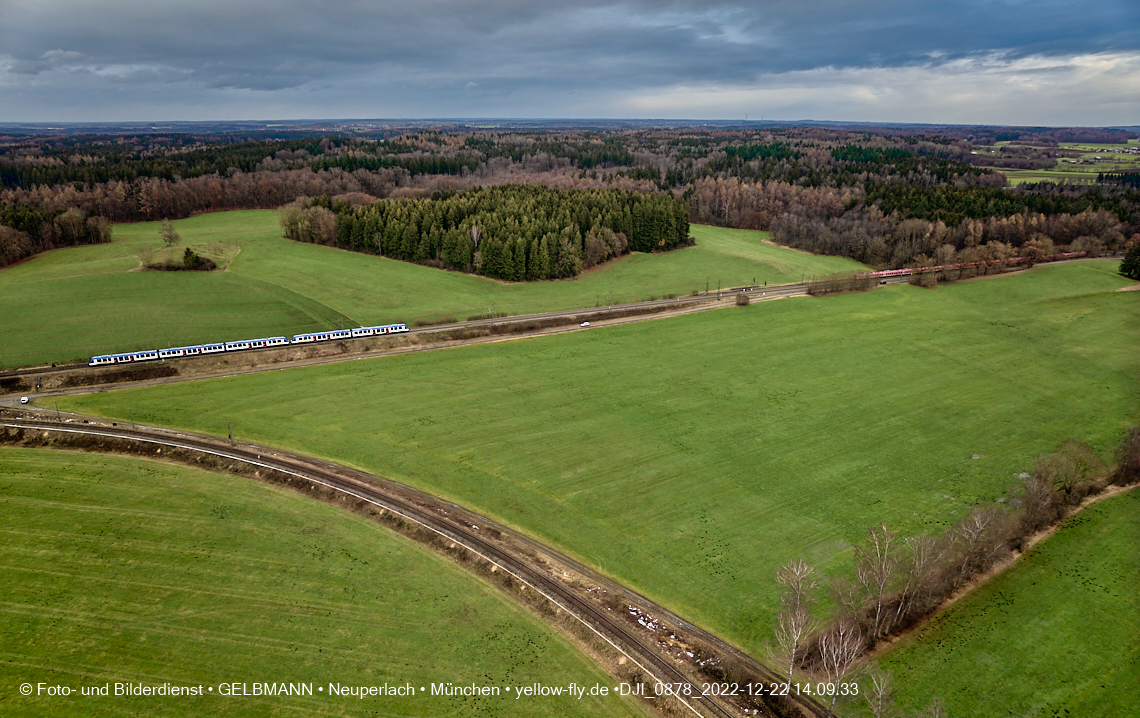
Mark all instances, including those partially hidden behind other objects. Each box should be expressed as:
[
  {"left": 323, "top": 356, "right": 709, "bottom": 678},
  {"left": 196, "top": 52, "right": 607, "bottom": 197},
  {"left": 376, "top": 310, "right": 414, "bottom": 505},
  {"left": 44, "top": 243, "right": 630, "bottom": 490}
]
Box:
[
  {"left": 0, "top": 409, "right": 827, "bottom": 718},
  {"left": 0, "top": 292, "right": 744, "bottom": 397}
]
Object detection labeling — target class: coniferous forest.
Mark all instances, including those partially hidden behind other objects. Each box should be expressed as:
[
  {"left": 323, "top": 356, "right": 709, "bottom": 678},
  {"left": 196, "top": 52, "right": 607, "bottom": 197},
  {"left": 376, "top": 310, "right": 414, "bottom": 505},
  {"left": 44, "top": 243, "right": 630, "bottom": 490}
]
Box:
[{"left": 280, "top": 185, "right": 690, "bottom": 281}]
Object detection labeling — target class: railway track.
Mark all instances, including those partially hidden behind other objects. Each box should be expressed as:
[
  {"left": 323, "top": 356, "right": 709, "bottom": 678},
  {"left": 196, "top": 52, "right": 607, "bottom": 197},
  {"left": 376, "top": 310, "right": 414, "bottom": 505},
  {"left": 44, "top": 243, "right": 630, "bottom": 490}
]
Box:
[
  {"left": 0, "top": 255, "right": 1091, "bottom": 380},
  {"left": 0, "top": 276, "right": 911, "bottom": 388},
  {"left": 2, "top": 413, "right": 830, "bottom": 718},
  {"left": 0, "top": 282, "right": 791, "bottom": 381}
]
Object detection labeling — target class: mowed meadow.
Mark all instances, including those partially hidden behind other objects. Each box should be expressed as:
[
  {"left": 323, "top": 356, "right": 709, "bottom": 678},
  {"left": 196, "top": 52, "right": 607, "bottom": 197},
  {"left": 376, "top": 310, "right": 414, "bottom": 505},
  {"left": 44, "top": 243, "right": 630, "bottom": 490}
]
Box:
[
  {"left": 0, "top": 210, "right": 861, "bottom": 367},
  {"left": 0, "top": 448, "right": 643, "bottom": 718},
  {"left": 57, "top": 260, "right": 1140, "bottom": 662},
  {"left": 879, "top": 489, "right": 1140, "bottom": 717}
]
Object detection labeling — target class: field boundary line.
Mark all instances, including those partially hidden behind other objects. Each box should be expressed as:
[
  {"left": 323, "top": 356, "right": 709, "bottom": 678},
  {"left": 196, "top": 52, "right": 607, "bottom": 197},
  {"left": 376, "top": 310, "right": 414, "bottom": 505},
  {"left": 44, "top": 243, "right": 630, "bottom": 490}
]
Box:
[{"left": 869, "top": 481, "right": 1140, "bottom": 657}]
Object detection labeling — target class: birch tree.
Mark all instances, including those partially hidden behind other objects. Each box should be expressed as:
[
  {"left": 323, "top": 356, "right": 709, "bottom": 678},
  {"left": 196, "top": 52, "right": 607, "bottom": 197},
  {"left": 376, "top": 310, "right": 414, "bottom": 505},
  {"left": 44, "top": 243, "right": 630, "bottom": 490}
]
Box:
[{"left": 773, "top": 559, "right": 816, "bottom": 684}]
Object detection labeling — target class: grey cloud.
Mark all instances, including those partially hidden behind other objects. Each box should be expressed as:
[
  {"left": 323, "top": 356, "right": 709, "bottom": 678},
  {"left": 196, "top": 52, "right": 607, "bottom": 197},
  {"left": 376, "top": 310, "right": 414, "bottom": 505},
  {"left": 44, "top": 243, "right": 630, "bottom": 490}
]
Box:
[{"left": 0, "top": 0, "right": 1136, "bottom": 120}]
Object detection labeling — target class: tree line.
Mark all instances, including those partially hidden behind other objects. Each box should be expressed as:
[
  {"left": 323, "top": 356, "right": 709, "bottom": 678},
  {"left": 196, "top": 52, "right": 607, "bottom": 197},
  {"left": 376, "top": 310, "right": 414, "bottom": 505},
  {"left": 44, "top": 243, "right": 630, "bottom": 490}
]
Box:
[
  {"left": 770, "top": 428, "right": 1140, "bottom": 717},
  {"left": 0, "top": 201, "right": 111, "bottom": 268},
  {"left": 279, "top": 185, "right": 690, "bottom": 281},
  {"left": 3, "top": 126, "right": 1137, "bottom": 275},
  {"left": 686, "top": 175, "right": 1137, "bottom": 267}
]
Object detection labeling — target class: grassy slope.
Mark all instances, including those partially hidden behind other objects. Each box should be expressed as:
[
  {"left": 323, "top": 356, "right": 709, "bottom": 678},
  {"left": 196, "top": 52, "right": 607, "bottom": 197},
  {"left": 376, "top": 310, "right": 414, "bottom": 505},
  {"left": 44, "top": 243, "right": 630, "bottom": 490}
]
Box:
[
  {"left": 57, "top": 261, "right": 1140, "bottom": 660},
  {"left": 0, "top": 447, "right": 642, "bottom": 718},
  {"left": 879, "top": 490, "right": 1140, "bottom": 718},
  {"left": 0, "top": 210, "right": 862, "bottom": 367}
]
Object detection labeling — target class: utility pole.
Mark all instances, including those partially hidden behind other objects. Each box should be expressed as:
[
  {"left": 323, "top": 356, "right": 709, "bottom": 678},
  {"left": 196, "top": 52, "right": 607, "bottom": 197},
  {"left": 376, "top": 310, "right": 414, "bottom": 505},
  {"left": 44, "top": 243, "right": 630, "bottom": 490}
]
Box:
[
  {"left": 129, "top": 407, "right": 136, "bottom": 431},
  {"left": 706, "top": 277, "right": 710, "bottom": 296},
  {"left": 228, "top": 422, "right": 234, "bottom": 446},
  {"left": 55, "top": 402, "right": 61, "bottom": 422},
  {"left": 717, "top": 280, "right": 721, "bottom": 300}
]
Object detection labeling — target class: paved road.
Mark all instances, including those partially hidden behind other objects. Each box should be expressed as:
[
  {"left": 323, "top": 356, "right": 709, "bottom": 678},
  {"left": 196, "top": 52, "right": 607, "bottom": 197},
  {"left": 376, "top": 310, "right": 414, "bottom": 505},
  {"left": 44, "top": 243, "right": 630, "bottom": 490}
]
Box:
[{"left": 2, "top": 412, "right": 830, "bottom": 718}]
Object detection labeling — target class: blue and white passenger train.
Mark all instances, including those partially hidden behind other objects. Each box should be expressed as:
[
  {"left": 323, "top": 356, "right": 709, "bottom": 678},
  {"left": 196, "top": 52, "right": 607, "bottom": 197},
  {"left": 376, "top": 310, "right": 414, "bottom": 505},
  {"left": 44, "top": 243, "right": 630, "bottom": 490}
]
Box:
[{"left": 89, "top": 324, "right": 409, "bottom": 367}]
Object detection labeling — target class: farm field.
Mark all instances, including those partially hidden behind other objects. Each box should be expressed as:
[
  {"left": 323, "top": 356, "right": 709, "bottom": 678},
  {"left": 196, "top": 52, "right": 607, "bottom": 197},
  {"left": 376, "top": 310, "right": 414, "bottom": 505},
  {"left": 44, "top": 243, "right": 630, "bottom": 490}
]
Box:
[
  {"left": 0, "top": 447, "right": 642, "bottom": 718},
  {"left": 55, "top": 260, "right": 1140, "bottom": 662},
  {"left": 995, "top": 138, "right": 1140, "bottom": 185},
  {"left": 878, "top": 489, "right": 1140, "bottom": 717},
  {"left": 0, "top": 209, "right": 863, "bottom": 368}
]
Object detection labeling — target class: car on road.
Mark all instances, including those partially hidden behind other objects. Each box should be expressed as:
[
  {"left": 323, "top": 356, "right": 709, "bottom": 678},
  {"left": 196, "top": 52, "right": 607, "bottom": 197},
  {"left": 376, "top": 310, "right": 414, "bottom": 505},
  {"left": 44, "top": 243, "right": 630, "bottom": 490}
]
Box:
[
  {"left": 580, "top": 322, "right": 590, "bottom": 327},
  {"left": 20, "top": 396, "right": 29, "bottom": 404}
]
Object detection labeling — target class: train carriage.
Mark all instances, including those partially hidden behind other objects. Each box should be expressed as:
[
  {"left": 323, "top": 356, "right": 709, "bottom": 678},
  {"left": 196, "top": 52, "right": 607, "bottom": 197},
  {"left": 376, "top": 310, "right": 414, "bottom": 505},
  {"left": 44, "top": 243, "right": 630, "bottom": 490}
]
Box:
[{"left": 94, "top": 325, "right": 403, "bottom": 366}]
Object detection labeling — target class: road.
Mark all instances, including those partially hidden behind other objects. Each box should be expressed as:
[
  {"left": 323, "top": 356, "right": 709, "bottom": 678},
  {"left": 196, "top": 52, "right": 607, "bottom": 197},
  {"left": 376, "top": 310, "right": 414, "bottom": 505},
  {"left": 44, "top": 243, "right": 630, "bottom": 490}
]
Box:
[{"left": 1, "top": 411, "right": 830, "bottom": 718}]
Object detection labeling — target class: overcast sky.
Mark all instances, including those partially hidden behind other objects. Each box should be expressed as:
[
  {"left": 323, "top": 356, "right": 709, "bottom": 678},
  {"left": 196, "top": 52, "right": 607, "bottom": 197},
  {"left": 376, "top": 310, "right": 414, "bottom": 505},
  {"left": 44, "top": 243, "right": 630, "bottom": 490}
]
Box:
[{"left": 1, "top": 0, "right": 1137, "bottom": 125}]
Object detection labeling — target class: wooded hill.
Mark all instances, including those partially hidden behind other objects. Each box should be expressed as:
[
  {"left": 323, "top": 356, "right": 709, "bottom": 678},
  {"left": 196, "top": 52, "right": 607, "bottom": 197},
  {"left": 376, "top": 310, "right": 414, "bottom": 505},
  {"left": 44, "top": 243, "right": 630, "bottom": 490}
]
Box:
[
  {"left": 280, "top": 185, "right": 691, "bottom": 281},
  {"left": 2, "top": 126, "right": 1137, "bottom": 272}
]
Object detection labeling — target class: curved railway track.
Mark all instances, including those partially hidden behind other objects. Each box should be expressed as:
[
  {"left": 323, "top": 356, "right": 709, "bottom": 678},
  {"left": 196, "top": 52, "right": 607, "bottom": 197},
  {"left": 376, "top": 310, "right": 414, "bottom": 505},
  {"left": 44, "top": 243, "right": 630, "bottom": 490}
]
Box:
[{"left": 2, "top": 414, "right": 830, "bottom": 718}]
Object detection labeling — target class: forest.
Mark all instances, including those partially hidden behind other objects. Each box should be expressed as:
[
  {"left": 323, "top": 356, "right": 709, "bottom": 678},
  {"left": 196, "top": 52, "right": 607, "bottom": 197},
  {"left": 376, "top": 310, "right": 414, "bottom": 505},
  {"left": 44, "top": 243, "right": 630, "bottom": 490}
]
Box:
[
  {"left": 1, "top": 125, "right": 1137, "bottom": 271},
  {"left": 280, "top": 185, "right": 690, "bottom": 281}
]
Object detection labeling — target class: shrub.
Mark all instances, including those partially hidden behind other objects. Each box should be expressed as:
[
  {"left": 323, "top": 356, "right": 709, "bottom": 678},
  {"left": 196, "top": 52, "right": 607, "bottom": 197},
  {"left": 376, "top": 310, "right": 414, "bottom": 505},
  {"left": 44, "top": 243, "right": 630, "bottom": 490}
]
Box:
[{"left": 1120, "top": 242, "right": 1140, "bottom": 280}]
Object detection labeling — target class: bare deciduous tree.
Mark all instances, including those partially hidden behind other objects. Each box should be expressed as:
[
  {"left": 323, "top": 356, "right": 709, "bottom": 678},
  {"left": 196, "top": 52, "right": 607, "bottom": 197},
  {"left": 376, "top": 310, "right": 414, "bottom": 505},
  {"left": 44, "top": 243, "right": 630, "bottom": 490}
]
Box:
[
  {"left": 159, "top": 218, "right": 180, "bottom": 247},
  {"left": 856, "top": 523, "right": 899, "bottom": 638},
  {"left": 911, "top": 697, "right": 948, "bottom": 718},
  {"left": 1035, "top": 439, "right": 1106, "bottom": 502},
  {"left": 773, "top": 559, "right": 816, "bottom": 684},
  {"left": 865, "top": 667, "right": 895, "bottom": 718},
  {"left": 818, "top": 619, "right": 862, "bottom": 717},
  {"left": 951, "top": 507, "right": 1010, "bottom": 589},
  {"left": 1015, "top": 476, "right": 1059, "bottom": 539},
  {"left": 894, "top": 534, "right": 945, "bottom": 625},
  {"left": 1114, "top": 427, "right": 1140, "bottom": 486}
]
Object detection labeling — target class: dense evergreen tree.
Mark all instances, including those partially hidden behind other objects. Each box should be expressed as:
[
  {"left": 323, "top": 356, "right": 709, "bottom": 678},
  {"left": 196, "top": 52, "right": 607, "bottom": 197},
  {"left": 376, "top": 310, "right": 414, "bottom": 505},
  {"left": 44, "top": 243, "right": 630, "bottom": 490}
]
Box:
[
  {"left": 281, "top": 184, "right": 689, "bottom": 282},
  {"left": 1121, "top": 242, "right": 1140, "bottom": 280}
]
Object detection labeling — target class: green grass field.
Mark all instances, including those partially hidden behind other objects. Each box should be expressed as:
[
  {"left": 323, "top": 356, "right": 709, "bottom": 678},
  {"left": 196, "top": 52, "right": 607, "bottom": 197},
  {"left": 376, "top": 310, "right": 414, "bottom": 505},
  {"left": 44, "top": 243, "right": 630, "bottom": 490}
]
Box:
[
  {"left": 878, "top": 489, "right": 1140, "bottom": 717},
  {"left": 140, "top": 241, "right": 242, "bottom": 269},
  {"left": 997, "top": 139, "right": 1140, "bottom": 185},
  {"left": 55, "top": 261, "right": 1140, "bottom": 662},
  {"left": 0, "top": 447, "right": 642, "bottom": 718},
  {"left": 0, "top": 210, "right": 862, "bottom": 367}
]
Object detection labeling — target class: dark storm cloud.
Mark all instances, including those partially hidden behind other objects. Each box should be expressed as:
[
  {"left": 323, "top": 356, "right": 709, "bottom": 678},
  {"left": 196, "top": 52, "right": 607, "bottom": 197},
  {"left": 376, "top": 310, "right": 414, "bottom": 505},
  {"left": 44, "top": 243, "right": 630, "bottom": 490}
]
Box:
[{"left": 0, "top": 0, "right": 1136, "bottom": 119}]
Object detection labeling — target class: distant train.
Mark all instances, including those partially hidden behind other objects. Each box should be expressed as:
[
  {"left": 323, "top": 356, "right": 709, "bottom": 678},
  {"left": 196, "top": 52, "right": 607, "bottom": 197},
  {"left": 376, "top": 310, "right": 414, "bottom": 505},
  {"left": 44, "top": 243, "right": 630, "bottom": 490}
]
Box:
[
  {"left": 856, "top": 252, "right": 1086, "bottom": 280},
  {"left": 89, "top": 324, "right": 409, "bottom": 367}
]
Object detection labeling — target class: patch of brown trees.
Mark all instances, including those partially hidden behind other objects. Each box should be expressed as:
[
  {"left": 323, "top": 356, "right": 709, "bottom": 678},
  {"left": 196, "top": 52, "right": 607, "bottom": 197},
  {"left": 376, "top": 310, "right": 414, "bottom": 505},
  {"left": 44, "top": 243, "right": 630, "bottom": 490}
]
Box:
[
  {"left": 0, "top": 207, "right": 112, "bottom": 268},
  {"left": 772, "top": 428, "right": 1140, "bottom": 715}
]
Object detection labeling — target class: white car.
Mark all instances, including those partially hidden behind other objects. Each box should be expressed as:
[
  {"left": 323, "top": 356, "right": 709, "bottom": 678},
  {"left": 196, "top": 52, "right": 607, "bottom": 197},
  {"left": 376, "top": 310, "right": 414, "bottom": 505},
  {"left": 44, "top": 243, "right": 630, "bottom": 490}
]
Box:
[
  {"left": 579, "top": 322, "right": 590, "bottom": 327},
  {"left": 20, "top": 396, "right": 29, "bottom": 404}
]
